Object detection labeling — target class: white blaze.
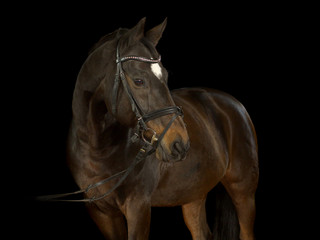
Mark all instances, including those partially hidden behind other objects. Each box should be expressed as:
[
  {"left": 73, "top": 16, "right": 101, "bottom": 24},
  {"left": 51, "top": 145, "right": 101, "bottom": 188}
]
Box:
[{"left": 151, "top": 63, "right": 162, "bottom": 80}]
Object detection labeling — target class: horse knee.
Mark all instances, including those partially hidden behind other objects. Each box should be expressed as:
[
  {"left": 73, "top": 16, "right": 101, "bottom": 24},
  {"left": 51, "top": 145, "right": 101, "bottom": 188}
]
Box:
[
  {"left": 123, "top": 199, "right": 151, "bottom": 240},
  {"left": 182, "top": 198, "right": 212, "bottom": 240},
  {"left": 87, "top": 204, "right": 127, "bottom": 239}
]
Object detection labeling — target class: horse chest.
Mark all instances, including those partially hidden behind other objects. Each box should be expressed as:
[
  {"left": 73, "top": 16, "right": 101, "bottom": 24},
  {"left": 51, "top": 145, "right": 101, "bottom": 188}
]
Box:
[{"left": 151, "top": 155, "right": 226, "bottom": 206}]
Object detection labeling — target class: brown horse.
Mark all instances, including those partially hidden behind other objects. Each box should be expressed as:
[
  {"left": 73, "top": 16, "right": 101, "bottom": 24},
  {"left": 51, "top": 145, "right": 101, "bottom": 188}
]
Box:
[{"left": 66, "top": 17, "right": 259, "bottom": 240}]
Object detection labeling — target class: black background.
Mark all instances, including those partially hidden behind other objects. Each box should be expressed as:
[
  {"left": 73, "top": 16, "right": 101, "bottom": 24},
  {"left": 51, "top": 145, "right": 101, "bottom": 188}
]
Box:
[{"left": 3, "top": 3, "right": 315, "bottom": 240}]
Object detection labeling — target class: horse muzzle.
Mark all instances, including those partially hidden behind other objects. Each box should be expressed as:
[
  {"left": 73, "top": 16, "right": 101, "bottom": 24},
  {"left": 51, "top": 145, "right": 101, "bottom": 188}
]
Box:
[{"left": 156, "top": 138, "right": 190, "bottom": 163}]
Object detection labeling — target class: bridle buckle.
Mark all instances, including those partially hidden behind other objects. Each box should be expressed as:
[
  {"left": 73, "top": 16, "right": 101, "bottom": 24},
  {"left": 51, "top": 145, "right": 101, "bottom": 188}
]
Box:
[
  {"left": 141, "top": 128, "right": 158, "bottom": 145},
  {"left": 151, "top": 135, "right": 158, "bottom": 145}
]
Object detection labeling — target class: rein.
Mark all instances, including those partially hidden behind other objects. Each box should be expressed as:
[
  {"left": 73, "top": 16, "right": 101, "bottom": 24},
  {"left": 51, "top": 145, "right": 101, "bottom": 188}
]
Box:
[
  {"left": 37, "top": 40, "right": 183, "bottom": 203},
  {"left": 37, "top": 143, "right": 154, "bottom": 203}
]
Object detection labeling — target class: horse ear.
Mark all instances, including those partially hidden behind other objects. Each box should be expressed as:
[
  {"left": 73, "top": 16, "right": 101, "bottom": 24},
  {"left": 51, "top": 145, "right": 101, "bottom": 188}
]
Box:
[
  {"left": 145, "top": 18, "right": 167, "bottom": 46},
  {"left": 127, "top": 17, "right": 146, "bottom": 46}
]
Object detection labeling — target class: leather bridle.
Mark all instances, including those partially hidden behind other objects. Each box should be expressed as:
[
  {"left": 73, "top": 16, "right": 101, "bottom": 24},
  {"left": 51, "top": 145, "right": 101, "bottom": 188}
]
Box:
[
  {"left": 112, "top": 41, "right": 183, "bottom": 149},
  {"left": 37, "top": 40, "right": 185, "bottom": 203}
]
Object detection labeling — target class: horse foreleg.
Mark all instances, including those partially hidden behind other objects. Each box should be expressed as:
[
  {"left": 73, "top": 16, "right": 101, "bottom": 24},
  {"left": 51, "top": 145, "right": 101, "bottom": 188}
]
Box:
[
  {"left": 87, "top": 203, "right": 127, "bottom": 240},
  {"left": 182, "top": 197, "right": 212, "bottom": 240},
  {"left": 124, "top": 198, "right": 151, "bottom": 240}
]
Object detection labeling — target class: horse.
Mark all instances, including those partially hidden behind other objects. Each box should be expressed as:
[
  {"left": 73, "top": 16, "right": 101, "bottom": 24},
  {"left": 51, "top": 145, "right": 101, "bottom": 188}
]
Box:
[{"left": 66, "top": 17, "right": 259, "bottom": 240}]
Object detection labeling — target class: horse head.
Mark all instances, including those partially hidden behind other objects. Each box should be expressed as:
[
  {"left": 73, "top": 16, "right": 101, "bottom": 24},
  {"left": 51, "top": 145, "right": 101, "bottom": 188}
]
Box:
[{"left": 95, "top": 18, "right": 190, "bottom": 162}]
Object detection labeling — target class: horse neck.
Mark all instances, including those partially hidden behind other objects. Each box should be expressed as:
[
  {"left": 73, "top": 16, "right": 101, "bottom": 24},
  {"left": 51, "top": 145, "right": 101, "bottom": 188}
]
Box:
[
  {"left": 71, "top": 30, "right": 132, "bottom": 155},
  {"left": 88, "top": 112, "right": 129, "bottom": 155},
  {"left": 70, "top": 112, "right": 131, "bottom": 178},
  {"left": 72, "top": 80, "right": 127, "bottom": 150},
  {"left": 71, "top": 37, "right": 117, "bottom": 133}
]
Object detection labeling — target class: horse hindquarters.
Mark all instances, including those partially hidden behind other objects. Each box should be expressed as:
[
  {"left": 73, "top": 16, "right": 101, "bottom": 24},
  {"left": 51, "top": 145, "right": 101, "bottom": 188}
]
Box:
[
  {"left": 208, "top": 89, "right": 258, "bottom": 240},
  {"left": 172, "top": 88, "right": 258, "bottom": 239}
]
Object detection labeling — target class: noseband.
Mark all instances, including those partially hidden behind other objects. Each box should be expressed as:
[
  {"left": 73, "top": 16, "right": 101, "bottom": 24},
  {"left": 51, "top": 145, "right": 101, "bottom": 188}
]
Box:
[{"left": 112, "top": 41, "right": 183, "bottom": 149}]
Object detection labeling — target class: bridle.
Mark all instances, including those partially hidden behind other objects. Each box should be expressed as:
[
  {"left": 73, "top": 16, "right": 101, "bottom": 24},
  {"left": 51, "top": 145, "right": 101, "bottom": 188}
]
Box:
[
  {"left": 37, "top": 40, "right": 185, "bottom": 203},
  {"left": 112, "top": 41, "right": 183, "bottom": 149}
]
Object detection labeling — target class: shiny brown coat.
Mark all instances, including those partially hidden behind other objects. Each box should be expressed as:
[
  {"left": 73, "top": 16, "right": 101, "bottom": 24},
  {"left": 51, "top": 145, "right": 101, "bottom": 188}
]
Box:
[{"left": 67, "top": 18, "right": 259, "bottom": 240}]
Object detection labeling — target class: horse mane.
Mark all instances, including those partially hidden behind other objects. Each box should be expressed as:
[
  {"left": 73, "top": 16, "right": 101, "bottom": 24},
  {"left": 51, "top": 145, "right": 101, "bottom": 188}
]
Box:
[
  {"left": 72, "top": 28, "right": 129, "bottom": 132},
  {"left": 88, "top": 28, "right": 128, "bottom": 55}
]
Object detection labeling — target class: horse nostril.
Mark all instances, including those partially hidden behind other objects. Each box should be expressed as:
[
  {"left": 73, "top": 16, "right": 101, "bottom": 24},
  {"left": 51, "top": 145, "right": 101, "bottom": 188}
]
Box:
[
  {"left": 170, "top": 139, "right": 190, "bottom": 161},
  {"left": 172, "top": 141, "right": 184, "bottom": 156},
  {"left": 167, "top": 140, "right": 189, "bottom": 162}
]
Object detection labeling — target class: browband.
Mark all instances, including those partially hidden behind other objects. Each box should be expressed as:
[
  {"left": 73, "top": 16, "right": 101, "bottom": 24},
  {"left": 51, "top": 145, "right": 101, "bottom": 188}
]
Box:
[{"left": 116, "top": 55, "right": 161, "bottom": 64}]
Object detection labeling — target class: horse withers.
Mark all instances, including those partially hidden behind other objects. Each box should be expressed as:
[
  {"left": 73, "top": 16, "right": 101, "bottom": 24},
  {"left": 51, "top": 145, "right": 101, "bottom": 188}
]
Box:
[{"left": 67, "top": 17, "right": 259, "bottom": 240}]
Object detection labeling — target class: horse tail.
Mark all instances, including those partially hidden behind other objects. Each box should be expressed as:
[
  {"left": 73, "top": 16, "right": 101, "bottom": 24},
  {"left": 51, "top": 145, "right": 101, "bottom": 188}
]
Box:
[{"left": 211, "top": 183, "right": 240, "bottom": 240}]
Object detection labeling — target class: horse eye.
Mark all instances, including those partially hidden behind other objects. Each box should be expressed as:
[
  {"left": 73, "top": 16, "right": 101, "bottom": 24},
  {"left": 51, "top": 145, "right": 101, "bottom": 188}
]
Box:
[{"left": 134, "top": 79, "right": 144, "bottom": 86}]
